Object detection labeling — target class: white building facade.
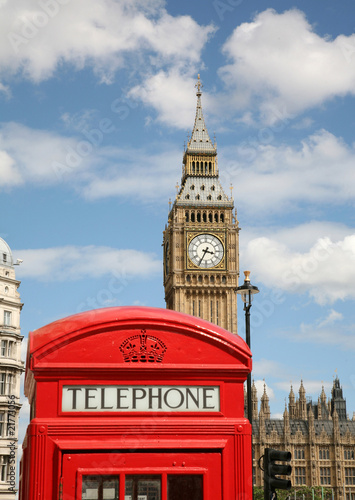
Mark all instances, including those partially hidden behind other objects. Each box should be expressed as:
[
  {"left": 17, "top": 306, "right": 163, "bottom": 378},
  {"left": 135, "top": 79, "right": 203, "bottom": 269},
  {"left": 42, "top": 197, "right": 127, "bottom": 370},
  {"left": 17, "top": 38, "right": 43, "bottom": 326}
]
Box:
[{"left": 0, "top": 238, "right": 24, "bottom": 499}]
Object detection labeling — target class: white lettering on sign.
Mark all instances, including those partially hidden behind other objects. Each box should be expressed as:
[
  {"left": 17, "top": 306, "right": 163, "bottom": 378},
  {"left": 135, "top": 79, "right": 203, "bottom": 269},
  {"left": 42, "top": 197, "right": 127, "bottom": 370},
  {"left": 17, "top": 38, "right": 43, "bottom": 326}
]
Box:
[{"left": 62, "top": 385, "right": 220, "bottom": 412}]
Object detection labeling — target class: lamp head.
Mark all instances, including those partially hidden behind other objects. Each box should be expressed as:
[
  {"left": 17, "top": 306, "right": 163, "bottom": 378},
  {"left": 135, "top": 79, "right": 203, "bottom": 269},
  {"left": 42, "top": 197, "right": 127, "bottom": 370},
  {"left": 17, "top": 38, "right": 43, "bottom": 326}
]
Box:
[{"left": 236, "top": 270, "right": 259, "bottom": 305}]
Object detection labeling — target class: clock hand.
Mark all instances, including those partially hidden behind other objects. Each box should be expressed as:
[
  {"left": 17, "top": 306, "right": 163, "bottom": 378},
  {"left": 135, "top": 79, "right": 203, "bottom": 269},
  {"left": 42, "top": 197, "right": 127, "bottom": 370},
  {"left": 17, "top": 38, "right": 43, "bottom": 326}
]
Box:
[
  {"left": 198, "top": 247, "right": 214, "bottom": 265},
  {"left": 198, "top": 247, "right": 209, "bottom": 266}
]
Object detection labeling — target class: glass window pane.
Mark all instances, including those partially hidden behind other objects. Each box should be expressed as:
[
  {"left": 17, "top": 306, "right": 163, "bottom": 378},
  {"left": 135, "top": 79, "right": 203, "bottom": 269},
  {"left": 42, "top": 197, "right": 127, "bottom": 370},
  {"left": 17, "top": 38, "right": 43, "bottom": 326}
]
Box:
[
  {"left": 102, "top": 478, "right": 119, "bottom": 499},
  {"left": 125, "top": 479, "right": 133, "bottom": 499},
  {"left": 168, "top": 475, "right": 203, "bottom": 500},
  {"left": 82, "top": 477, "right": 100, "bottom": 500},
  {"left": 82, "top": 476, "right": 119, "bottom": 500},
  {"left": 4, "top": 311, "right": 11, "bottom": 327},
  {"left": 125, "top": 475, "right": 161, "bottom": 500}
]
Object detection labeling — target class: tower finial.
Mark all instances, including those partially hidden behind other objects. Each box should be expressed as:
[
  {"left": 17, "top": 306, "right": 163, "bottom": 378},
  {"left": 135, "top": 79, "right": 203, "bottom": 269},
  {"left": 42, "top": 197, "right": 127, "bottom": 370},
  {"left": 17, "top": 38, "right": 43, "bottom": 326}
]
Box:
[{"left": 195, "top": 74, "right": 202, "bottom": 95}]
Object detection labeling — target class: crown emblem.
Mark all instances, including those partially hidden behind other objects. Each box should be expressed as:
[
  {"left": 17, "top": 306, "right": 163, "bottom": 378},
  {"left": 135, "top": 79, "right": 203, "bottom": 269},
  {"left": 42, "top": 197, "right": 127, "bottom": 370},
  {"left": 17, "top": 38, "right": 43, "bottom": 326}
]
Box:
[{"left": 120, "top": 330, "right": 167, "bottom": 363}]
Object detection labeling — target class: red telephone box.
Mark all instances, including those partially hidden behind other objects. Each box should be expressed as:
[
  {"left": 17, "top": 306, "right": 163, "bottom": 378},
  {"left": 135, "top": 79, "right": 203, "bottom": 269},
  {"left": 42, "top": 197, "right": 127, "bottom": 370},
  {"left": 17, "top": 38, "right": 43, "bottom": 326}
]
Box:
[{"left": 19, "top": 306, "right": 252, "bottom": 500}]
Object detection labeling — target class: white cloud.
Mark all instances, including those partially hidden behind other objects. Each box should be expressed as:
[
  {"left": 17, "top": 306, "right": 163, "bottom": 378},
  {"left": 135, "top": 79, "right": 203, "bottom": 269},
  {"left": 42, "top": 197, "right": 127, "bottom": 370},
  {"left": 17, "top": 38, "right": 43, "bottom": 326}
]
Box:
[
  {"left": 0, "top": 122, "right": 93, "bottom": 186},
  {"left": 13, "top": 245, "right": 161, "bottom": 281},
  {"left": 0, "top": 149, "right": 22, "bottom": 186},
  {"left": 318, "top": 309, "right": 343, "bottom": 328},
  {"left": 220, "top": 129, "right": 355, "bottom": 215},
  {"left": 241, "top": 221, "right": 354, "bottom": 257},
  {"left": 1, "top": 0, "right": 214, "bottom": 84},
  {"left": 128, "top": 70, "right": 197, "bottom": 129},
  {"left": 80, "top": 148, "right": 179, "bottom": 202},
  {"left": 128, "top": 69, "right": 217, "bottom": 129},
  {"left": 219, "top": 9, "right": 355, "bottom": 122},
  {"left": 240, "top": 222, "right": 355, "bottom": 304},
  {"left": 0, "top": 122, "right": 179, "bottom": 202}
]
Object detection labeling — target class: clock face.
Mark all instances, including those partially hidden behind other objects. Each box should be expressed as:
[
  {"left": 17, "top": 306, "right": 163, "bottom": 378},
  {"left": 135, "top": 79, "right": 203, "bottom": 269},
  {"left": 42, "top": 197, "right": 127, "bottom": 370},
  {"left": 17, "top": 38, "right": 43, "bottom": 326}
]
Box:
[{"left": 188, "top": 234, "right": 224, "bottom": 269}]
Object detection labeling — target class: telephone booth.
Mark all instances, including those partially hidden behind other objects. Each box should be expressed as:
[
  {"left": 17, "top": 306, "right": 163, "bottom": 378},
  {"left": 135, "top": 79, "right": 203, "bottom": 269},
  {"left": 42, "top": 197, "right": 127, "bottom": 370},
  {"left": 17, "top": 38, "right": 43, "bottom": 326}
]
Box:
[{"left": 19, "top": 306, "right": 252, "bottom": 500}]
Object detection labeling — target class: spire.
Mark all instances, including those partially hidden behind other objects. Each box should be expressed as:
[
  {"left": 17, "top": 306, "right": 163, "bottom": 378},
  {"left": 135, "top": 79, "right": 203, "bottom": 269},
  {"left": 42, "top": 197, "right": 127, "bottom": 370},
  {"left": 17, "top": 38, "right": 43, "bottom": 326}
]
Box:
[
  {"left": 185, "top": 75, "right": 216, "bottom": 156},
  {"left": 176, "top": 76, "right": 233, "bottom": 207},
  {"left": 299, "top": 379, "right": 306, "bottom": 398},
  {"left": 298, "top": 380, "right": 307, "bottom": 420},
  {"left": 260, "top": 383, "right": 271, "bottom": 419},
  {"left": 288, "top": 384, "right": 296, "bottom": 419}
]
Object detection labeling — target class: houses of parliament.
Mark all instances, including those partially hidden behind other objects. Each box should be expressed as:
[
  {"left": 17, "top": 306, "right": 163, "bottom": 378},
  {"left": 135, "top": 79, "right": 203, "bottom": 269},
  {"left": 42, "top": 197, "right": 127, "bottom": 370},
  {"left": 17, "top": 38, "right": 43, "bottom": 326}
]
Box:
[{"left": 163, "top": 76, "right": 355, "bottom": 500}]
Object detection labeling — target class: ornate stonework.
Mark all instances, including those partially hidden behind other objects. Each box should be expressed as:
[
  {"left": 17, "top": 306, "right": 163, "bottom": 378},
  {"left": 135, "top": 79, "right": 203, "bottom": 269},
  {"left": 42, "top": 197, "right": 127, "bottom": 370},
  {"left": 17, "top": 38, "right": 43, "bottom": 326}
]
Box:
[{"left": 249, "top": 378, "right": 355, "bottom": 499}]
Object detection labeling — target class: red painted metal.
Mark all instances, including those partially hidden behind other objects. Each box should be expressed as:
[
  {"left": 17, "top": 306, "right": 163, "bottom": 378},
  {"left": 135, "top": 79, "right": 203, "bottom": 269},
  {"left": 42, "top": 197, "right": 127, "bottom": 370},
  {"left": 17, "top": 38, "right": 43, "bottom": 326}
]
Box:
[{"left": 19, "top": 306, "right": 252, "bottom": 500}]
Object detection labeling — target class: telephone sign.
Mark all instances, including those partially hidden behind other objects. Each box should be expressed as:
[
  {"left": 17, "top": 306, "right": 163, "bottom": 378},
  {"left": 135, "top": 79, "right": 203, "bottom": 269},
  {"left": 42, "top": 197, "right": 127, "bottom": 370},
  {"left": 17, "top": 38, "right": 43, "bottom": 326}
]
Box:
[{"left": 62, "top": 385, "right": 220, "bottom": 412}]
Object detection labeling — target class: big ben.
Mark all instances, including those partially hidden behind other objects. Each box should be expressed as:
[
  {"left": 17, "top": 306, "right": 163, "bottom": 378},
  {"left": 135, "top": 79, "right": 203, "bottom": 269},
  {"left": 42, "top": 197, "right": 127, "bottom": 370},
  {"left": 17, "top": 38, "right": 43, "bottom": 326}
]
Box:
[{"left": 163, "top": 76, "right": 240, "bottom": 334}]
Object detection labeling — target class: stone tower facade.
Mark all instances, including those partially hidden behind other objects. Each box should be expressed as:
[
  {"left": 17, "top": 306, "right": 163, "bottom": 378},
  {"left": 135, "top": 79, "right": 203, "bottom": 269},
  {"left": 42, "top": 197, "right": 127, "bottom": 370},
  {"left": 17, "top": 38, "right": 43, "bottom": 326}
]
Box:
[
  {"left": 163, "top": 76, "right": 240, "bottom": 333},
  {"left": 0, "top": 238, "right": 24, "bottom": 499},
  {"left": 251, "top": 378, "right": 355, "bottom": 500}
]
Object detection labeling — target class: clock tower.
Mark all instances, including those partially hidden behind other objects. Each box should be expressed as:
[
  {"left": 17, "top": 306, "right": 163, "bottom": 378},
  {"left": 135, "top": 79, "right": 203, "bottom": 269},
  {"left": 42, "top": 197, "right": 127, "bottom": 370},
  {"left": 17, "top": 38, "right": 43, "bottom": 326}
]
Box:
[{"left": 163, "top": 76, "right": 240, "bottom": 334}]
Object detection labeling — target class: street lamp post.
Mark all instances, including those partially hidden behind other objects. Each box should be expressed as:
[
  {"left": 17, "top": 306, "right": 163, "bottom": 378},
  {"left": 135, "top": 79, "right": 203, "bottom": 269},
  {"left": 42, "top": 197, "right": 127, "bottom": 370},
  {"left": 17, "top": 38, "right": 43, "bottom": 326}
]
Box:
[
  {"left": 236, "top": 270, "right": 259, "bottom": 424},
  {"left": 236, "top": 270, "right": 259, "bottom": 496}
]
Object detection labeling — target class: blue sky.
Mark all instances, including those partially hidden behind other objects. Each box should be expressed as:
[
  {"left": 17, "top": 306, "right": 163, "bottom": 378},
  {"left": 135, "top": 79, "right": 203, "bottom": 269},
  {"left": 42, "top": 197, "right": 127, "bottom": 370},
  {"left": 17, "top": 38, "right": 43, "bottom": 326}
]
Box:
[{"left": 1, "top": 0, "right": 355, "bottom": 437}]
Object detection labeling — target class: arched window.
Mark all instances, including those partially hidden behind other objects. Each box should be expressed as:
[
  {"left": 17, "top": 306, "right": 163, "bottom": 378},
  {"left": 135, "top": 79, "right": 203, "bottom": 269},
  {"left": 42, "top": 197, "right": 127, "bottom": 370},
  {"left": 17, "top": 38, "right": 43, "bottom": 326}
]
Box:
[
  {"left": 185, "top": 211, "right": 189, "bottom": 222},
  {"left": 185, "top": 194, "right": 190, "bottom": 200},
  {"left": 203, "top": 212, "right": 207, "bottom": 222},
  {"left": 220, "top": 213, "right": 224, "bottom": 223},
  {"left": 197, "top": 212, "right": 201, "bottom": 222},
  {"left": 208, "top": 213, "right": 212, "bottom": 223},
  {"left": 214, "top": 213, "right": 218, "bottom": 222},
  {"left": 191, "top": 212, "right": 195, "bottom": 222}
]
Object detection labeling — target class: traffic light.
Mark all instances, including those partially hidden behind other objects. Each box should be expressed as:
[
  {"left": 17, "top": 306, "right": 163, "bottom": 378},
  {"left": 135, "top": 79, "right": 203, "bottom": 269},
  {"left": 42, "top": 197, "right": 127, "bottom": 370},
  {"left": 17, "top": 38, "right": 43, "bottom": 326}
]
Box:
[{"left": 263, "top": 448, "right": 292, "bottom": 500}]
